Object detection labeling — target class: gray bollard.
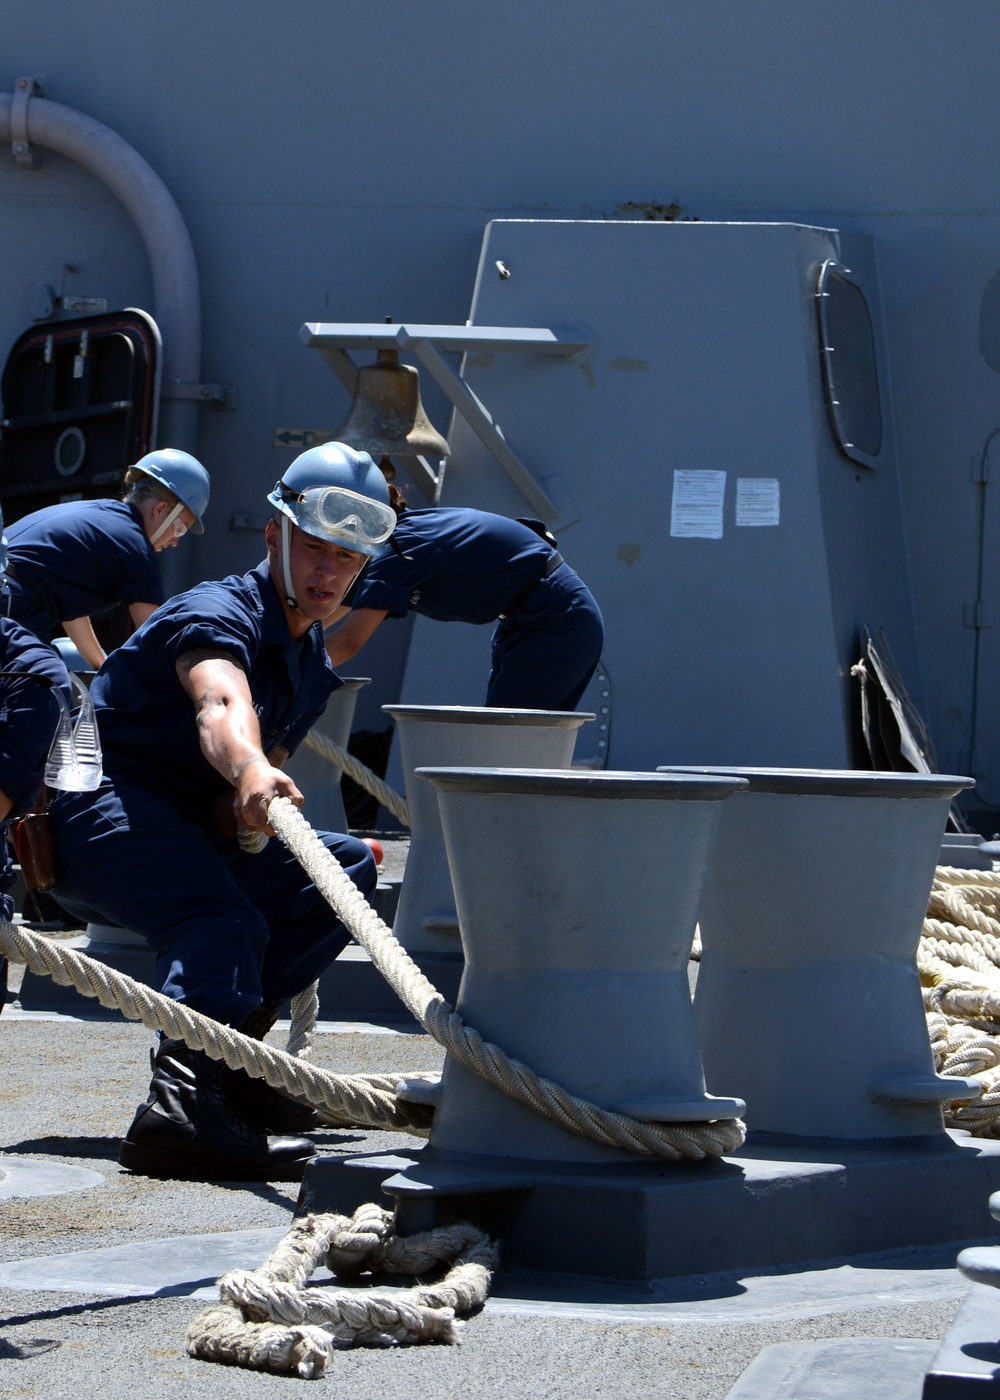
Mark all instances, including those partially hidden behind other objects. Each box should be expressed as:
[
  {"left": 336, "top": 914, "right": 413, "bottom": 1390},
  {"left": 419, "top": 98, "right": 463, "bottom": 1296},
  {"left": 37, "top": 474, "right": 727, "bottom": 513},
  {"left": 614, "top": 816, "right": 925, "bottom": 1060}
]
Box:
[
  {"left": 659, "top": 766, "right": 980, "bottom": 1138},
  {"left": 299, "top": 764, "right": 1000, "bottom": 1278},
  {"left": 284, "top": 677, "right": 370, "bottom": 833},
  {"left": 409, "top": 767, "right": 747, "bottom": 1164},
  {"left": 384, "top": 706, "right": 591, "bottom": 957},
  {"left": 923, "top": 1192, "right": 1000, "bottom": 1394},
  {"left": 957, "top": 1190, "right": 1000, "bottom": 1290}
]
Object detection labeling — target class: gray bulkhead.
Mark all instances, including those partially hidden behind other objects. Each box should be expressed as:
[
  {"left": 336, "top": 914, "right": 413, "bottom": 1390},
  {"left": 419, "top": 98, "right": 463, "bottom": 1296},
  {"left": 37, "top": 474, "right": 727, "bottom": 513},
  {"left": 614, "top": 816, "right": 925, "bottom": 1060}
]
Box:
[{"left": 0, "top": 2, "right": 997, "bottom": 820}]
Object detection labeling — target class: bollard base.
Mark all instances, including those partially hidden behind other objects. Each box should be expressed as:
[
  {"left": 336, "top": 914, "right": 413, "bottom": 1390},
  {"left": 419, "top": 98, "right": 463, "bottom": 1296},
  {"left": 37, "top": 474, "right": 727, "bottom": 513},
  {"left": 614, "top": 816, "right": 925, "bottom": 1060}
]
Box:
[
  {"left": 297, "top": 1130, "right": 1000, "bottom": 1282},
  {"left": 922, "top": 1284, "right": 1000, "bottom": 1395},
  {"left": 315, "top": 945, "right": 464, "bottom": 1026},
  {"left": 16, "top": 937, "right": 155, "bottom": 1013}
]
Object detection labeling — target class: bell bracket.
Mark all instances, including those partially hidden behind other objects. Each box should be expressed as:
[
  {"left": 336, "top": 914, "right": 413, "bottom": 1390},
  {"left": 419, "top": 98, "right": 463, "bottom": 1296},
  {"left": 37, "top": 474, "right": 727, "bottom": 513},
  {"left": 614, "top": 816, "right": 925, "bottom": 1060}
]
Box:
[{"left": 300, "top": 321, "right": 595, "bottom": 522}]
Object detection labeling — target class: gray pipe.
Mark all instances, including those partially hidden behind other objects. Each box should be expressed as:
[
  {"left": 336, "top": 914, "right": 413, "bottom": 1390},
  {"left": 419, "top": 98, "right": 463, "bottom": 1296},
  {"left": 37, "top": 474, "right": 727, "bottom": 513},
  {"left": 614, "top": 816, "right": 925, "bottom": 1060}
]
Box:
[
  {"left": 0, "top": 89, "right": 202, "bottom": 596},
  {"left": 0, "top": 91, "right": 201, "bottom": 452}
]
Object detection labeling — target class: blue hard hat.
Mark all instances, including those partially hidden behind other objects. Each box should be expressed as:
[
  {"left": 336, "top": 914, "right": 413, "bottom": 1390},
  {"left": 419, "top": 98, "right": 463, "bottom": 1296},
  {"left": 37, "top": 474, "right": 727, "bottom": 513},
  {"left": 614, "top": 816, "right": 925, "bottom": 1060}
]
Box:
[
  {"left": 131, "top": 449, "right": 210, "bottom": 534},
  {"left": 267, "top": 442, "right": 394, "bottom": 557}
]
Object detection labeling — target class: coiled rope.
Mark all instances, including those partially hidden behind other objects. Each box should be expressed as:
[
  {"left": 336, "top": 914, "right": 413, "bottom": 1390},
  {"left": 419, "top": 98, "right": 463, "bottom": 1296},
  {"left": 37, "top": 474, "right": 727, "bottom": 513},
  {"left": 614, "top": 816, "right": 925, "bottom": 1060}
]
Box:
[
  {"left": 0, "top": 798, "right": 745, "bottom": 1160},
  {"left": 304, "top": 729, "right": 409, "bottom": 827},
  {"left": 185, "top": 1203, "right": 498, "bottom": 1377},
  {"left": 919, "top": 866, "right": 1000, "bottom": 1135}
]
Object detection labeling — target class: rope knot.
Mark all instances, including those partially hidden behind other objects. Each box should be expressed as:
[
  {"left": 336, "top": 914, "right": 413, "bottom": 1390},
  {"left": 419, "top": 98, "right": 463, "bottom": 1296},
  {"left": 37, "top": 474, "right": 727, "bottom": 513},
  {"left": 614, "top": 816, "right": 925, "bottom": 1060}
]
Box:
[
  {"left": 186, "top": 1205, "right": 498, "bottom": 1376},
  {"left": 326, "top": 1204, "right": 395, "bottom": 1277}
]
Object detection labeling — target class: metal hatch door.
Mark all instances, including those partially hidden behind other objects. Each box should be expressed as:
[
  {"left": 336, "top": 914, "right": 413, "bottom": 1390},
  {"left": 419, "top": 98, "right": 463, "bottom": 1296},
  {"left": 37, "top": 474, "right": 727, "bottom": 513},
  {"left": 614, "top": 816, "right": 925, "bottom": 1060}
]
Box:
[{"left": 0, "top": 307, "right": 161, "bottom": 524}]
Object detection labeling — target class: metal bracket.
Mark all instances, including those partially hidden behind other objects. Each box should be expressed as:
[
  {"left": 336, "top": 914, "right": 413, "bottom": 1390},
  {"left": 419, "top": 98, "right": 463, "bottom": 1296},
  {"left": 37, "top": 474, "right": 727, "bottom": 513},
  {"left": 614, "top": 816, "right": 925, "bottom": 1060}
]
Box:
[
  {"left": 161, "top": 381, "right": 237, "bottom": 411},
  {"left": 12, "top": 75, "right": 45, "bottom": 170},
  {"left": 301, "top": 321, "right": 596, "bottom": 522},
  {"left": 230, "top": 512, "right": 271, "bottom": 532},
  {"left": 404, "top": 453, "right": 446, "bottom": 504},
  {"left": 965, "top": 601, "right": 993, "bottom": 629}
]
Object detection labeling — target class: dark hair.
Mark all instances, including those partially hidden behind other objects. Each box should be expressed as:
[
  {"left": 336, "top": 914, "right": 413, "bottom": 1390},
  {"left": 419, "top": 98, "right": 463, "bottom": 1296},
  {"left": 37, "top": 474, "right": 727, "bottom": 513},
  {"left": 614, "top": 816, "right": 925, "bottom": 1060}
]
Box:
[{"left": 388, "top": 483, "right": 408, "bottom": 517}]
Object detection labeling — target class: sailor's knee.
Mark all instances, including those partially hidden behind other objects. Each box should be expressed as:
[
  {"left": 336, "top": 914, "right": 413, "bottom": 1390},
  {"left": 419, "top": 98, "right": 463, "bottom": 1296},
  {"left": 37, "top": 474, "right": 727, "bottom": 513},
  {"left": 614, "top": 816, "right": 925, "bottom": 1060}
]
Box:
[{"left": 320, "top": 831, "right": 378, "bottom": 895}]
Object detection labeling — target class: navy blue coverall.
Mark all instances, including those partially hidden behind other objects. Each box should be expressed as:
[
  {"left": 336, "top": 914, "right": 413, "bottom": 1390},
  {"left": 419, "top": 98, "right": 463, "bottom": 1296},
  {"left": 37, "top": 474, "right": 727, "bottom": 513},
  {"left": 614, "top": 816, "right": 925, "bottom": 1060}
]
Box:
[
  {"left": 5, "top": 498, "right": 163, "bottom": 643},
  {"left": 48, "top": 560, "right": 376, "bottom": 1025},
  {"left": 0, "top": 617, "right": 72, "bottom": 920},
  {"left": 348, "top": 506, "right": 604, "bottom": 710},
  {"left": 0, "top": 616, "right": 72, "bottom": 1002}
]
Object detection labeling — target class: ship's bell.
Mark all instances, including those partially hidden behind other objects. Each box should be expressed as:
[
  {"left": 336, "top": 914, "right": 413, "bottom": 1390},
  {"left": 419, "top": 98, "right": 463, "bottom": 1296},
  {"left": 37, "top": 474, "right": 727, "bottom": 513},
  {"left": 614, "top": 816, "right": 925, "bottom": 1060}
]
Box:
[{"left": 333, "top": 348, "right": 450, "bottom": 458}]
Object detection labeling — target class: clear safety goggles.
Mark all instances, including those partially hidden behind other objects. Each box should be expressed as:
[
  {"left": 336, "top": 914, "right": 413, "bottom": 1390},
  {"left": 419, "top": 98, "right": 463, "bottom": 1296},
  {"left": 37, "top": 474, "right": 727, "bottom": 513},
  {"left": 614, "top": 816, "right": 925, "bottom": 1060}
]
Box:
[
  {"left": 46, "top": 675, "right": 103, "bottom": 792},
  {"left": 275, "top": 482, "right": 395, "bottom": 550},
  {"left": 149, "top": 501, "right": 189, "bottom": 546}
]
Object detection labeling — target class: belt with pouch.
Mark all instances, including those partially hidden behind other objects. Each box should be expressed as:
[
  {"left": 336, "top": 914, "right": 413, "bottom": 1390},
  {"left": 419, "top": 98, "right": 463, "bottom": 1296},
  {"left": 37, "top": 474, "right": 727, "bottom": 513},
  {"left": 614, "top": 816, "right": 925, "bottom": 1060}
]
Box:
[
  {"left": 498, "top": 551, "right": 563, "bottom": 619},
  {"left": 12, "top": 785, "right": 56, "bottom": 893}
]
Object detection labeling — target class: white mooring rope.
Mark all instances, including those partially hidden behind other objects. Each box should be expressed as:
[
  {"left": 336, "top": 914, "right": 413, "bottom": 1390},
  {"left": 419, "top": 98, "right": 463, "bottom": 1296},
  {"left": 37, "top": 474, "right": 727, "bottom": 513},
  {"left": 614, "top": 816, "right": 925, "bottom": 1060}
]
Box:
[
  {"left": 0, "top": 915, "right": 434, "bottom": 1132},
  {"left": 185, "top": 1203, "right": 498, "bottom": 1377},
  {"left": 304, "top": 729, "right": 410, "bottom": 827},
  {"left": 920, "top": 866, "right": 1000, "bottom": 1136}
]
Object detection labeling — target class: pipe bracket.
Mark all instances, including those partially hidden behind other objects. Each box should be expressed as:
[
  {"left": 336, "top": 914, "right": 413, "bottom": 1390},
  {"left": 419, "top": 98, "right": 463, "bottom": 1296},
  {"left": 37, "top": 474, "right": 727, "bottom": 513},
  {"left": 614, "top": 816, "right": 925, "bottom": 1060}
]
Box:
[{"left": 12, "top": 75, "right": 45, "bottom": 170}]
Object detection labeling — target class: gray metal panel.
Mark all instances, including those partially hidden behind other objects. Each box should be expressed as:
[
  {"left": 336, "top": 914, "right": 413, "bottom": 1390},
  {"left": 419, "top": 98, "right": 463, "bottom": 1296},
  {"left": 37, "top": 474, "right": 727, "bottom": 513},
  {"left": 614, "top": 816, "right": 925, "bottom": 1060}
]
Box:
[
  {"left": 796, "top": 228, "right": 925, "bottom": 750},
  {"left": 399, "top": 220, "right": 916, "bottom": 771},
  {"left": 0, "top": 2, "right": 996, "bottom": 798}
]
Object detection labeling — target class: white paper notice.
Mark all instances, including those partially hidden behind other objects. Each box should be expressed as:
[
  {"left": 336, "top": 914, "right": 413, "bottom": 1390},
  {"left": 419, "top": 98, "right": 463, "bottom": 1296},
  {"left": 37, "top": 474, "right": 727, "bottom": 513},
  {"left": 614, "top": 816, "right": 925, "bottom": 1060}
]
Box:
[
  {"left": 670, "top": 470, "right": 726, "bottom": 539},
  {"left": 736, "top": 477, "right": 780, "bottom": 527}
]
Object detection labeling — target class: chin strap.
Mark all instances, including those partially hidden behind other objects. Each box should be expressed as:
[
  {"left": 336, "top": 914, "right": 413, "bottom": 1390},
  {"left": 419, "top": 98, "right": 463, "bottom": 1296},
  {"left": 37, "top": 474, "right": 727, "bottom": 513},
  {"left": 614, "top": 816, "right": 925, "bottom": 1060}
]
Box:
[
  {"left": 280, "top": 514, "right": 299, "bottom": 611},
  {"left": 149, "top": 501, "right": 184, "bottom": 545}
]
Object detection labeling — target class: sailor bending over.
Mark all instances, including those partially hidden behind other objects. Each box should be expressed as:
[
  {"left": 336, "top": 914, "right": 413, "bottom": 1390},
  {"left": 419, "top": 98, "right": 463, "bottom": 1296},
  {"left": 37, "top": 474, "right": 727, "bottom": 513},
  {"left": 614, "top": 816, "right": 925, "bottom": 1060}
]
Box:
[
  {"left": 5, "top": 448, "right": 210, "bottom": 669},
  {"left": 325, "top": 485, "right": 604, "bottom": 712}
]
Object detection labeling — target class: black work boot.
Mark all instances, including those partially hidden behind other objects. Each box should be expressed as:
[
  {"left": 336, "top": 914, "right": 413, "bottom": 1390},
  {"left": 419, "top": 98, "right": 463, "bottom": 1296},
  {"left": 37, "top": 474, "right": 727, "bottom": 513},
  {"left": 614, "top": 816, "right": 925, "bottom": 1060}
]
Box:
[
  {"left": 117, "top": 1039, "right": 315, "bottom": 1182},
  {"left": 237, "top": 1002, "right": 281, "bottom": 1040},
  {"left": 218, "top": 1003, "right": 321, "bottom": 1134}
]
